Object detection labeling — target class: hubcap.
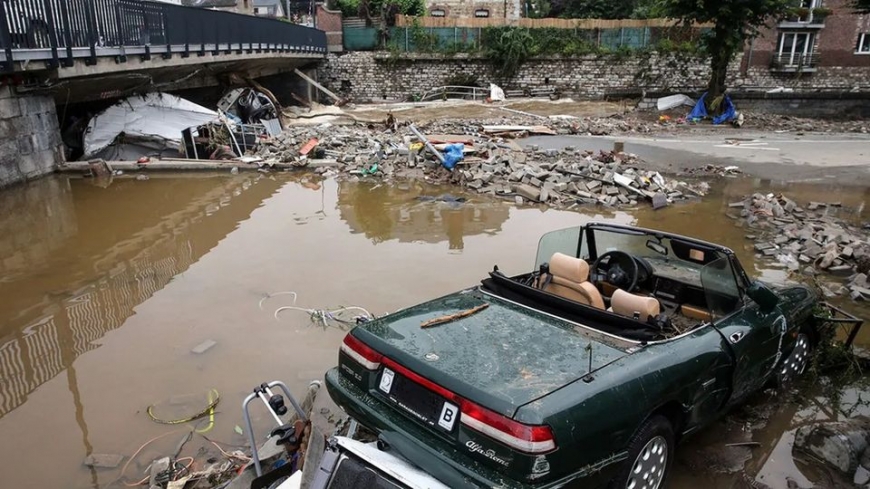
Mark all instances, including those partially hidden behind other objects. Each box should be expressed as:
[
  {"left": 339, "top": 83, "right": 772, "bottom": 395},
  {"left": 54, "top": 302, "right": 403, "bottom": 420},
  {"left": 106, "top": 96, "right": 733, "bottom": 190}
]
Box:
[
  {"left": 780, "top": 334, "right": 810, "bottom": 384},
  {"left": 626, "top": 435, "right": 668, "bottom": 489}
]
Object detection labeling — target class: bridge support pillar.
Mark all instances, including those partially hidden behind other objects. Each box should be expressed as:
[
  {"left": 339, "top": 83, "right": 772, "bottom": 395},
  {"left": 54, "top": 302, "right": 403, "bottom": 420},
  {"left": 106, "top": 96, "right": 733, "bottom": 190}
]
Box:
[{"left": 0, "top": 86, "right": 64, "bottom": 189}]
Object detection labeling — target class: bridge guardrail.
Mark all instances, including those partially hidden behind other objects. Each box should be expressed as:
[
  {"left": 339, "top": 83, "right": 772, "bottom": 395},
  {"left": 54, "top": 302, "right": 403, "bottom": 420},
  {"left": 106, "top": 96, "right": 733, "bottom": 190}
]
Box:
[{"left": 0, "top": 0, "right": 327, "bottom": 72}]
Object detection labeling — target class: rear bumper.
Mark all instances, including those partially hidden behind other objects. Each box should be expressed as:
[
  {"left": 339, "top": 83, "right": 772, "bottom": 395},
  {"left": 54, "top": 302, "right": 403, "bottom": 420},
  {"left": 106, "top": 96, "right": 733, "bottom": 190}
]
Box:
[{"left": 325, "top": 367, "right": 612, "bottom": 489}]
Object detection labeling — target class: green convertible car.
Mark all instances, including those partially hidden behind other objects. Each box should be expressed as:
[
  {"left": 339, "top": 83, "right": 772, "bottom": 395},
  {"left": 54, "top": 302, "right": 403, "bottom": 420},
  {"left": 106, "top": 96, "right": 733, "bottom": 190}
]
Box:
[{"left": 325, "top": 223, "right": 822, "bottom": 489}]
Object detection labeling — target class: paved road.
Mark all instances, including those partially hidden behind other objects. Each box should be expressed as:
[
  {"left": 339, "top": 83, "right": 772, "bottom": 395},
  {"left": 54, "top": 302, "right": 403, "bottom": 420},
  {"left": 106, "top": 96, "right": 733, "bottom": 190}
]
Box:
[{"left": 524, "top": 132, "right": 870, "bottom": 185}]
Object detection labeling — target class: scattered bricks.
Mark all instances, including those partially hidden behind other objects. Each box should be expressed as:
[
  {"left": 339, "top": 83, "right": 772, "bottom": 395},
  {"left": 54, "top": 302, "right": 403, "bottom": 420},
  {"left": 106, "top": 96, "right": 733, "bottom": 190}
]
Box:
[
  {"left": 514, "top": 184, "right": 540, "bottom": 203},
  {"left": 842, "top": 246, "right": 854, "bottom": 258},
  {"left": 576, "top": 190, "right": 594, "bottom": 199},
  {"left": 755, "top": 242, "right": 776, "bottom": 252},
  {"left": 774, "top": 236, "right": 790, "bottom": 245},
  {"left": 854, "top": 273, "right": 868, "bottom": 288},
  {"left": 509, "top": 170, "right": 524, "bottom": 182},
  {"left": 529, "top": 177, "right": 543, "bottom": 188},
  {"left": 554, "top": 182, "right": 568, "bottom": 192},
  {"left": 850, "top": 286, "right": 870, "bottom": 300},
  {"left": 728, "top": 202, "right": 746, "bottom": 208},
  {"left": 762, "top": 248, "right": 778, "bottom": 257},
  {"left": 828, "top": 265, "right": 854, "bottom": 276},
  {"left": 467, "top": 180, "right": 484, "bottom": 190},
  {"left": 539, "top": 187, "right": 550, "bottom": 202},
  {"left": 515, "top": 196, "right": 524, "bottom": 205},
  {"left": 586, "top": 180, "right": 602, "bottom": 191},
  {"left": 605, "top": 186, "right": 619, "bottom": 196},
  {"left": 617, "top": 194, "right": 630, "bottom": 204}
]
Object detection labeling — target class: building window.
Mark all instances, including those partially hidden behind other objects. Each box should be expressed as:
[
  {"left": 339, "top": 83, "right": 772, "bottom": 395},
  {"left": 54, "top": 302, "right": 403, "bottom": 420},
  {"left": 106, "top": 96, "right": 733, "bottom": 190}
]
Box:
[
  {"left": 858, "top": 33, "right": 870, "bottom": 54},
  {"left": 777, "top": 31, "right": 815, "bottom": 66},
  {"left": 430, "top": 8, "right": 446, "bottom": 17},
  {"left": 474, "top": 9, "right": 490, "bottom": 17}
]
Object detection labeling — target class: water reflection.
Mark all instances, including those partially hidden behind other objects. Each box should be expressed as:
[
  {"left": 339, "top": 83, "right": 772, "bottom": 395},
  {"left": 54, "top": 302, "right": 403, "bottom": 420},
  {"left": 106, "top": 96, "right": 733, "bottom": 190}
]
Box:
[
  {"left": 0, "top": 174, "right": 283, "bottom": 420},
  {"left": 337, "top": 181, "right": 511, "bottom": 250}
]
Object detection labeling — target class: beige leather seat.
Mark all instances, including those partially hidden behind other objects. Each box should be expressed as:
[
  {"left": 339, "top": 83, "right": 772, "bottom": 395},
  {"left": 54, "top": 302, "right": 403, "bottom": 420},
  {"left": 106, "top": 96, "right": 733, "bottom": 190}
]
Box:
[
  {"left": 537, "top": 253, "right": 605, "bottom": 310},
  {"left": 610, "top": 289, "right": 661, "bottom": 322}
]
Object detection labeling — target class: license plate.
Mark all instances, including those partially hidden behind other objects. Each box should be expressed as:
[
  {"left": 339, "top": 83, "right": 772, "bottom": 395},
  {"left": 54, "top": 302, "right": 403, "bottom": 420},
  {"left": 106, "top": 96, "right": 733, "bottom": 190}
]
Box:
[{"left": 379, "top": 368, "right": 459, "bottom": 433}]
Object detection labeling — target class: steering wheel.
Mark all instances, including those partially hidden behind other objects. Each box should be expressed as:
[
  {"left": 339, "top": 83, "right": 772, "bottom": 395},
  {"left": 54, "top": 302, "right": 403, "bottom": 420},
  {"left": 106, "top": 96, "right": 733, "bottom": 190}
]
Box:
[{"left": 591, "top": 251, "right": 640, "bottom": 292}]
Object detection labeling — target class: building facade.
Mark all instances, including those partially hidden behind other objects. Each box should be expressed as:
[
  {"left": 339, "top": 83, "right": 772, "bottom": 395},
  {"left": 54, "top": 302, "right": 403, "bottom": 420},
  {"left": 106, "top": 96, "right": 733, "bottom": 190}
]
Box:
[
  {"left": 425, "top": 0, "right": 523, "bottom": 20},
  {"left": 181, "top": 0, "right": 255, "bottom": 15},
  {"left": 741, "top": 0, "right": 870, "bottom": 87}
]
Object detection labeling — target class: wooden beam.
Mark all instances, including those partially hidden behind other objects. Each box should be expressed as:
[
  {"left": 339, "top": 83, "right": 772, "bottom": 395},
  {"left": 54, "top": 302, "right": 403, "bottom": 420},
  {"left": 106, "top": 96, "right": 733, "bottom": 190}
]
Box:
[{"left": 293, "top": 68, "right": 341, "bottom": 104}]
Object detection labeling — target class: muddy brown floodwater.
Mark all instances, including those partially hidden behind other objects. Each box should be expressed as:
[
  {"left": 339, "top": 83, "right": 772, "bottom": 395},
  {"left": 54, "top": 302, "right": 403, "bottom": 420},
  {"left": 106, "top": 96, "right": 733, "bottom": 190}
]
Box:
[{"left": 0, "top": 173, "right": 867, "bottom": 489}]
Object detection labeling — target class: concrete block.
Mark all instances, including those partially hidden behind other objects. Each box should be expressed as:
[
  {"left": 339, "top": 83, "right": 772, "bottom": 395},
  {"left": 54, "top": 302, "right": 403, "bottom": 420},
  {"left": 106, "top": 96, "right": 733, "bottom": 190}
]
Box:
[
  {"left": 0, "top": 97, "right": 21, "bottom": 119},
  {"left": 17, "top": 135, "right": 35, "bottom": 155}
]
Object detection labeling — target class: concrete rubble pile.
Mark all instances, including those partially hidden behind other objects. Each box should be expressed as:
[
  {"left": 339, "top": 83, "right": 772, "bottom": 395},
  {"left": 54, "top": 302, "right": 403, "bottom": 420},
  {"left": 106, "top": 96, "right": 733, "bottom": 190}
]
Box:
[
  {"left": 252, "top": 120, "right": 710, "bottom": 209},
  {"left": 728, "top": 193, "right": 870, "bottom": 301}
]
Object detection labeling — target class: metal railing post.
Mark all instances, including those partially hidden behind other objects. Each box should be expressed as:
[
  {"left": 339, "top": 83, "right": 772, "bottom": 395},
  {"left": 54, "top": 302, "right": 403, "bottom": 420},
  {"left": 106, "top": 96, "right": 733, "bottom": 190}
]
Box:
[
  {"left": 57, "top": 0, "right": 75, "bottom": 66},
  {"left": 84, "top": 0, "right": 98, "bottom": 65},
  {"left": 40, "top": 0, "right": 60, "bottom": 67}
]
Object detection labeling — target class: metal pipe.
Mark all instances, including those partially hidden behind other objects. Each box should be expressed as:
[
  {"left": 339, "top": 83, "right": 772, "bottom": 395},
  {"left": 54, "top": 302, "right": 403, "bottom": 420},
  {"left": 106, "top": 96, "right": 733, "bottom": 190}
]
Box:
[
  {"left": 409, "top": 124, "right": 445, "bottom": 165},
  {"left": 241, "top": 392, "right": 264, "bottom": 476}
]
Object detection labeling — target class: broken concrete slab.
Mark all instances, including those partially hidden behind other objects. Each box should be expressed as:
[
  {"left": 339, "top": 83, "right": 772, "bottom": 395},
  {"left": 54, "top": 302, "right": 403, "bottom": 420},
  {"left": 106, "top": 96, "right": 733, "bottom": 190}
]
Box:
[
  {"left": 191, "top": 339, "right": 217, "bottom": 355},
  {"left": 83, "top": 454, "right": 124, "bottom": 469},
  {"left": 514, "top": 184, "right": 540, "bottom": 203}
]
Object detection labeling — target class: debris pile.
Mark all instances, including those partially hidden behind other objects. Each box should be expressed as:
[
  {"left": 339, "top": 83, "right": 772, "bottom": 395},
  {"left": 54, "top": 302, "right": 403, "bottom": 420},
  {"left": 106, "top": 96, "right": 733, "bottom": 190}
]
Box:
[
  {"left": 251, "top": 120, "right": 710, "bottom": 209},
  {"left": 728, "top": 193, "right": 870, "bottom": 300}
]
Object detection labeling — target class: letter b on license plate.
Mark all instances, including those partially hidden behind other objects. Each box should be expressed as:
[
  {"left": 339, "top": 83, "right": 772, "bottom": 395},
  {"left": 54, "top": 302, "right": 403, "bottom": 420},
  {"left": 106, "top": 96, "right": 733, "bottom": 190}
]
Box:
[{"left": 438, "top": 402, "right": 459, "bottom": 431}]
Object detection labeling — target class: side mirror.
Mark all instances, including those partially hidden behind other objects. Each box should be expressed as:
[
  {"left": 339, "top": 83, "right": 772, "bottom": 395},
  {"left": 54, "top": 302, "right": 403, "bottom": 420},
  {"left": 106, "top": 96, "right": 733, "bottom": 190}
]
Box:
[{"left": 747, "top": 281, "right": 779, "bottom": 313}]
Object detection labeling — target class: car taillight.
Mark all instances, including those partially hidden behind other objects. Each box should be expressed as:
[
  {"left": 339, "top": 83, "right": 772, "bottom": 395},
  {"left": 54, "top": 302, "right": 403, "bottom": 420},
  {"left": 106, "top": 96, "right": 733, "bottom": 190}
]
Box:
[
  {"left": 340, "top": 334, "right": 382, "bottom": 370},
  {"left": 460, "top": 400, "right": 556, "bottom": 454}
]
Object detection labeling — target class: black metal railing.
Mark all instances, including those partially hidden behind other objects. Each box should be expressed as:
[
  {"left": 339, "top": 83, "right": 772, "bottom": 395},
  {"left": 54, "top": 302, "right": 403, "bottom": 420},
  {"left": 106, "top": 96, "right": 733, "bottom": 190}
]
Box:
[
  {"left": 770, "top": 53, "right": 820, "bottom": 71},
  {"left": 0, "top": 0, "right": 326, "bottom": 71}
]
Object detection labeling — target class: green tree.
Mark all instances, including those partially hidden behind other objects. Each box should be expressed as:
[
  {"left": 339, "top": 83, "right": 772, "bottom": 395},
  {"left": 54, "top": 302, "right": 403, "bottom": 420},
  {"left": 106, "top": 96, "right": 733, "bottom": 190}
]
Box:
[{"left": 658, "top": 0, "right": 793, "bottom": 110}]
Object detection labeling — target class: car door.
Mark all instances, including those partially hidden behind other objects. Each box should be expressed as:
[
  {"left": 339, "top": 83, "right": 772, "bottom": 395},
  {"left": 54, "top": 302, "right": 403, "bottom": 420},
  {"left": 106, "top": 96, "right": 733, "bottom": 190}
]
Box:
[
  {"left": 716, "top": 303, "right": 787, "bottom": 402},
  {"left": 701, "top": 257, "right": 787, "bottom": 403}
]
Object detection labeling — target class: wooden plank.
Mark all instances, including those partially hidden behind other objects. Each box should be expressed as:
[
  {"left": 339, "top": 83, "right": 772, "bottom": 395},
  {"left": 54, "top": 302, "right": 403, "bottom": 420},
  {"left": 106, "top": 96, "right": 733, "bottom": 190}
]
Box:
[{"left": 293, "top": 68, "right": 341, "bottom": 104}]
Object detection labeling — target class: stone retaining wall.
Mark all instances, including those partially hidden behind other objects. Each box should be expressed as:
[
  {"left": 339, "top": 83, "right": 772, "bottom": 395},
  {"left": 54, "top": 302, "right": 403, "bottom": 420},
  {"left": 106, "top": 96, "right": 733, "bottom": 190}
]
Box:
[
  {"left": 317, "top": 51, "right": 870, "bottom": 103},
  {"left": 0, "top": 86, "right": 64, "bottom": 189}
]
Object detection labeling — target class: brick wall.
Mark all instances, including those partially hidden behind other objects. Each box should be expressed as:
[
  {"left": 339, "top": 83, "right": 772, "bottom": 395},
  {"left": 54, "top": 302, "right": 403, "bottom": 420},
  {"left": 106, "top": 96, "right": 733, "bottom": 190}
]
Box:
[
  {"left": 319, "top": 49, "right": 870, "bottom": 103},
  {"left": 0, "top": 86, "right": 64, "bottom": 189},
  {"left": 316, "top": 4, "right": 344, "bottom": 52},
  {"left": 319, "top": 51, "right": 729, "bottom": 101}
]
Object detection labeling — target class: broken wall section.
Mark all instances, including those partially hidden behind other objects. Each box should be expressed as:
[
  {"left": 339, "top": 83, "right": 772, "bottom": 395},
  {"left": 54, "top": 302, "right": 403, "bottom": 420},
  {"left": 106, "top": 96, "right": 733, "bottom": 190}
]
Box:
[{"left": 0, "top": 86, "right": 64, "bottom": 189}]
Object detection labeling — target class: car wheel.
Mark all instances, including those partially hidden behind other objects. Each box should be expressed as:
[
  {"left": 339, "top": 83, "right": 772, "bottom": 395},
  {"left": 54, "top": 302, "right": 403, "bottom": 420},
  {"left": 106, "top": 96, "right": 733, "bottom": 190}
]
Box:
[
  {"left": 778, "top": 332, "right": 812, "bottom": 385},
  {"left": 609, "top": 415, "right": 674, "bottom": 489}
]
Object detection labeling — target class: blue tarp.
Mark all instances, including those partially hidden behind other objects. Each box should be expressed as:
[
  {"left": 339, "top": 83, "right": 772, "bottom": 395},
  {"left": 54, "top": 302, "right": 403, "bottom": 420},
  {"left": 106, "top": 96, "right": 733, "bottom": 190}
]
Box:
[
  {"left": 442, "top": 144, "right": 464, "bottom": 170},
  {"left": 688, "top": 92, "right": 737, "bottom": 125}
]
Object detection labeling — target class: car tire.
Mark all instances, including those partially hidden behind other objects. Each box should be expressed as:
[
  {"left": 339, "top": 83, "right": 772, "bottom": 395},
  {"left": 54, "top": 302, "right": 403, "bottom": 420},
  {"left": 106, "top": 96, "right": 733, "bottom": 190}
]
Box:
[
  {"left": 609, "top": 415, "right": 674, "bottom": 489},
  {"left": 778, "top": 332, "right": 812, "bottom": 386}
]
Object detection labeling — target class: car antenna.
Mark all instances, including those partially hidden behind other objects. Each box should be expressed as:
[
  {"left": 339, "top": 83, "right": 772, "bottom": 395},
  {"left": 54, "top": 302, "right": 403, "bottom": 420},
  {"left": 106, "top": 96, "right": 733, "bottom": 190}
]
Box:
[{"left": 583, "top": 343, "right": 594, "bottom": 382}]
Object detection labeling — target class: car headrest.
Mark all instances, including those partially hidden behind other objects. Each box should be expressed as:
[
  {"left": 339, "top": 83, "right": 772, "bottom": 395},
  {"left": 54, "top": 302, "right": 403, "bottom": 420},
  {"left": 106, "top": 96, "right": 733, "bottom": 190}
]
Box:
[
  {"left": 611, "top": 289, "right": 661, "bottom": 321},
  {"left": 549, "top": 253, "right": 590, "bottom": 283}
]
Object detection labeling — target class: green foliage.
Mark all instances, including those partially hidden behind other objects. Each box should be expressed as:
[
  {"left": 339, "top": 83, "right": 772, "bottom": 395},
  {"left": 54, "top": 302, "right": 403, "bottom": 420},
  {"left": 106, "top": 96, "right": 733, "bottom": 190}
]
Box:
[
  {"left": 409, "top": 18, "right": 439, "bottom": 52},
  {"left": 336, "top": 0, "right": 424, "bottom": 20},
  {"left": 483, "top": 28, "right": 535, "bottom": 80},
  {"left": 657, "top": 0, "right": 794, "bottom": 102}
]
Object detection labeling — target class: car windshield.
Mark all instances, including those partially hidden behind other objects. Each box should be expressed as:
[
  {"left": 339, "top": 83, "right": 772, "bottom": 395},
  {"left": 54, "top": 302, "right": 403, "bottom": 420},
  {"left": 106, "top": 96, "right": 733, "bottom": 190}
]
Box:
[{"left": 535, "top": 225, "right": 743, "bottom": 320}]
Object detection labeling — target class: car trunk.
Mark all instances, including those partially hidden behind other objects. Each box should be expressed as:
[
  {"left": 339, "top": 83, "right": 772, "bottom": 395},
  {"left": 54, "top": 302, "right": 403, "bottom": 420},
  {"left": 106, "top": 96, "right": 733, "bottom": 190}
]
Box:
[{"left": 355, "top": 289, "right": 630, "bottom": 417}]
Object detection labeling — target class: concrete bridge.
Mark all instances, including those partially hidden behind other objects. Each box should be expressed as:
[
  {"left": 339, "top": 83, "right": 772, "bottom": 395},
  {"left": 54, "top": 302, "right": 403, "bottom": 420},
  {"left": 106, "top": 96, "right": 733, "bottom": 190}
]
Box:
[{"left": 0, "top": 0, "right": 328, "bottom": 188}]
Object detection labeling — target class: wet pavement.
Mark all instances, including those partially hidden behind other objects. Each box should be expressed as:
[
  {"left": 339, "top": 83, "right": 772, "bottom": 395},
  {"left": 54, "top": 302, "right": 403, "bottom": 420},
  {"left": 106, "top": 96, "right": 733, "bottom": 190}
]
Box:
[{"left": 0, "top": 172, "right": 868, "bottom": 489}]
